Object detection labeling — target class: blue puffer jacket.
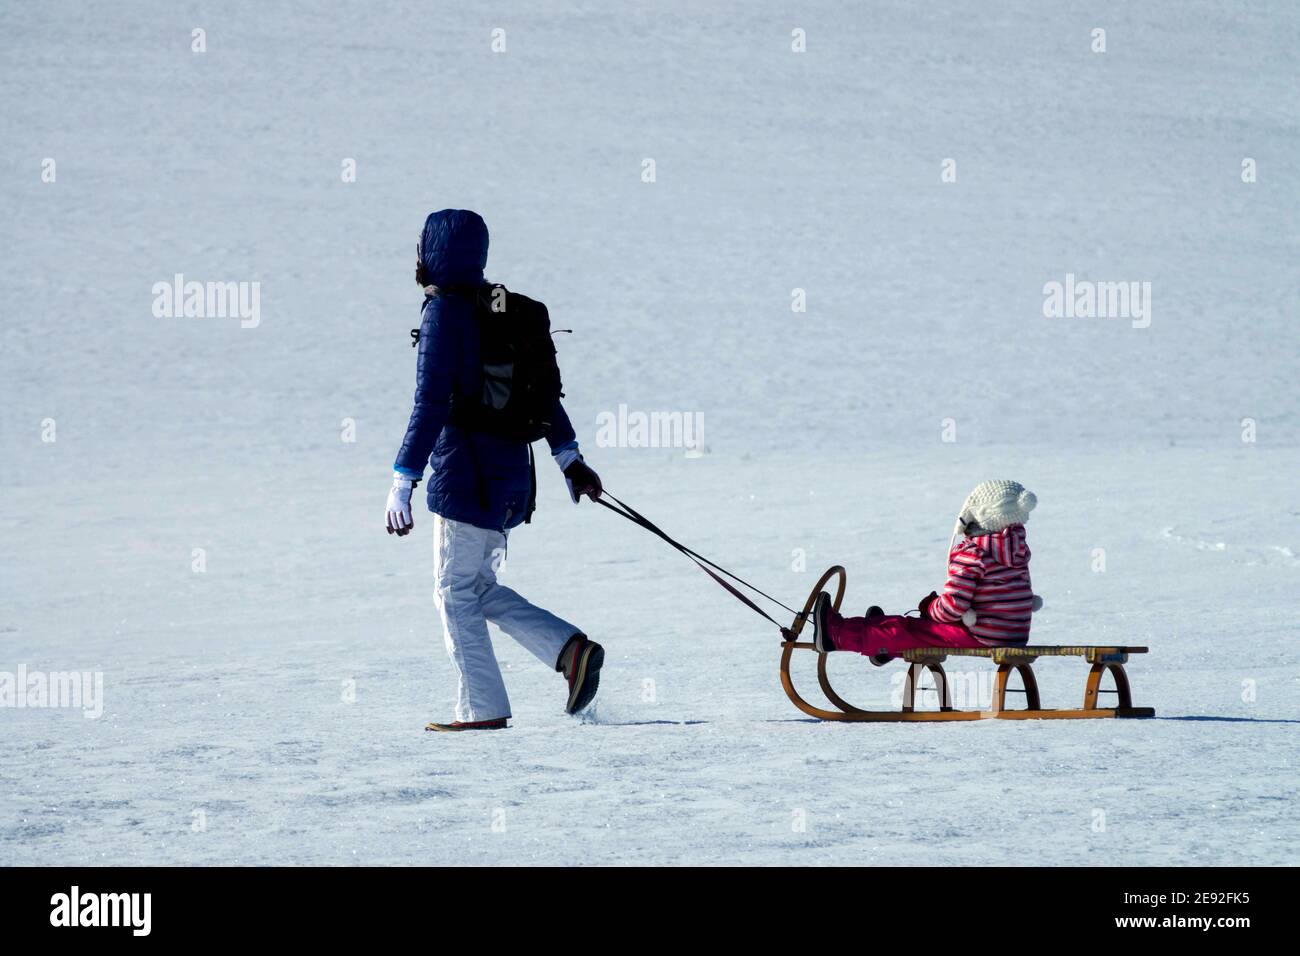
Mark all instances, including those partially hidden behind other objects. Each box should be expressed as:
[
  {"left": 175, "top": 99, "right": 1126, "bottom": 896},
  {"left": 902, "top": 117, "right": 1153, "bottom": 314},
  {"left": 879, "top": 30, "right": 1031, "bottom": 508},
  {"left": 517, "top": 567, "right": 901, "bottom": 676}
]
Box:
[{"left": 393, "top": 209, "right": 577, "bottom": 531}]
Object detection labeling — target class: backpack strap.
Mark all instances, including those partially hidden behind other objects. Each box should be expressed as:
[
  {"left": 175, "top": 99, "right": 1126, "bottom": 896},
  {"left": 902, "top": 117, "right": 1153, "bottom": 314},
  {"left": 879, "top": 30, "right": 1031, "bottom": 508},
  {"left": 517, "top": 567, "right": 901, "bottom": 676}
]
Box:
[{"left": 524, "top": 444, "right": 537, "bottom": 525}]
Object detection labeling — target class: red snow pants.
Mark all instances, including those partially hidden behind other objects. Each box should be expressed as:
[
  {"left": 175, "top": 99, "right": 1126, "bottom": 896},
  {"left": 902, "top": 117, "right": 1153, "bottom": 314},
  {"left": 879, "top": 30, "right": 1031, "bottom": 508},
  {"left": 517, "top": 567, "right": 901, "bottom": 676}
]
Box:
[{"left": 829, "top": 612, "right": 989, "bottom": 658}]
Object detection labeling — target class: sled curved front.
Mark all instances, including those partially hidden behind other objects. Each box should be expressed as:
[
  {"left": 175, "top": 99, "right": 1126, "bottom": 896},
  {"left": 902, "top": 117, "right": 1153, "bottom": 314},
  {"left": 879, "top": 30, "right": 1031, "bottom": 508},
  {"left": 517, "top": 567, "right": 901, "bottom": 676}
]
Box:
[
  {"left": 778, "top": 564, "right": 876, "bottom": 720},
  {"left": 780, "top": 641, "right": 982, "bottom": 721},
  {"left": 779, "top": 568, "right": 1155, "bottom": 722}
]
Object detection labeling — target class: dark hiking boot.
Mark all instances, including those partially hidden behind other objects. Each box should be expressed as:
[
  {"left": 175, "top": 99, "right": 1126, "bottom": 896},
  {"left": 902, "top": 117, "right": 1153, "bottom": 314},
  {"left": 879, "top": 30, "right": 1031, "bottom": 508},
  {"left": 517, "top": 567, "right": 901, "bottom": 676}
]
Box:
[{"left": 557, "top": 634, "right": 604, "bottom": 715}]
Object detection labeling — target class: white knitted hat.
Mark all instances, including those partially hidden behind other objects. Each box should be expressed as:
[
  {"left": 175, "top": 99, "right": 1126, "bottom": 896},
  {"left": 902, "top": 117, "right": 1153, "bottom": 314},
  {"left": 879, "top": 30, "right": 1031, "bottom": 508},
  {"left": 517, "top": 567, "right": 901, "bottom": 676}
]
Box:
[
  {"left": 946, "top": 478, "right": 1036, "bottom": 558},
  {"left": 958, "top": 479, "right": 1037, "bottom": 534}
]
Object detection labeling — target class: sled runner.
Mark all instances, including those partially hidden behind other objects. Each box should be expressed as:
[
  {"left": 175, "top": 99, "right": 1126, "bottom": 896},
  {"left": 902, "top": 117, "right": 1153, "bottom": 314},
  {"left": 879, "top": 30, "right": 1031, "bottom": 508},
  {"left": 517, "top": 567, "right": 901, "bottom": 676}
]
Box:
[{"left": 779, "top": 566, "right": 1155, "bottom": 722}]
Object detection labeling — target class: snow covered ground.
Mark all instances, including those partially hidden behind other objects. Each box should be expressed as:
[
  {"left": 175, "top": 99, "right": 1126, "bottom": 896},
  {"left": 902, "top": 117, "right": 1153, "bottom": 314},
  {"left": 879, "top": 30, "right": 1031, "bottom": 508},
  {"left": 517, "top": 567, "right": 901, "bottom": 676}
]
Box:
[{"left": 2, "top": 1, "right": 1297, "bottom": 865}]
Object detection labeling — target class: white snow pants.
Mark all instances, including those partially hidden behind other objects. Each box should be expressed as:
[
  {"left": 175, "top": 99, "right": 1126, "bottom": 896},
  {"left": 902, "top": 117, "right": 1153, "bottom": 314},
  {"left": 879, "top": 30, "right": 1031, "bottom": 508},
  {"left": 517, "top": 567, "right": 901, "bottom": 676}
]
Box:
[{"left": 433, "top": 514, "right": 579, "bottom": 722}]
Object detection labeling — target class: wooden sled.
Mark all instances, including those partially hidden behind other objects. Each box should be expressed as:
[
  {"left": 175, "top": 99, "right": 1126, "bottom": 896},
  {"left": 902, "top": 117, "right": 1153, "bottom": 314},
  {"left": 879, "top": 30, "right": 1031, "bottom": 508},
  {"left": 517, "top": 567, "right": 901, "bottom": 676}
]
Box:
[{"left": 780, "top": 566, "right": 1155, "bottom": 722}]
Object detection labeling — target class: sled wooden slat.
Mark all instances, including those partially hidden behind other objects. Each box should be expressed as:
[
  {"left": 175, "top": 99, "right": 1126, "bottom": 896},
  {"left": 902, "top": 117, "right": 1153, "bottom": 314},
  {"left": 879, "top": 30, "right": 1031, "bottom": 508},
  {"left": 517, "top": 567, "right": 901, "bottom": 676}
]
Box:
[
  {"left": 902, "top": 645, "right": 1148, "bottom": 664},
  {"left": 778, "top": 567, "right": 1155, "bottom": 722}
]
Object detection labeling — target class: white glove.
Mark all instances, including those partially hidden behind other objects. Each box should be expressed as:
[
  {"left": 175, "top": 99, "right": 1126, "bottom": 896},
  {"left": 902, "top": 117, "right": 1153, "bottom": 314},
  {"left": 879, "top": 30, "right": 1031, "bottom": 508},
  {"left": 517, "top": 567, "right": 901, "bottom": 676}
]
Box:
[
  {"left": 385, "top": 474, "right": 419, "bottom": 536},
  {"left": 553, "top": 446, "right": 582, "bottom": 472}
]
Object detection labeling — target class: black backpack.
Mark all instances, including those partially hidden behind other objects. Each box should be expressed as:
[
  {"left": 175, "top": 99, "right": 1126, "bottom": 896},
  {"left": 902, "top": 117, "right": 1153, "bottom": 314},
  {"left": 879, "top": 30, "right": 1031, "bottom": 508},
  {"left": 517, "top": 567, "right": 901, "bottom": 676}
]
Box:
[{"left": 449, "top": 284, "right": 564, "bottom": 443}]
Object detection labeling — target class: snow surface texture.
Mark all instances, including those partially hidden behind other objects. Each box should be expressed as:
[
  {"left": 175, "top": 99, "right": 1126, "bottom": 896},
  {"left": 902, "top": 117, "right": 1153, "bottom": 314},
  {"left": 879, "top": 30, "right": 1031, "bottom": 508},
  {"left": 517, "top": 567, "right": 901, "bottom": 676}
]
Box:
[{"left": 2, "top": 1, "right": 1297, "bottom": 865}]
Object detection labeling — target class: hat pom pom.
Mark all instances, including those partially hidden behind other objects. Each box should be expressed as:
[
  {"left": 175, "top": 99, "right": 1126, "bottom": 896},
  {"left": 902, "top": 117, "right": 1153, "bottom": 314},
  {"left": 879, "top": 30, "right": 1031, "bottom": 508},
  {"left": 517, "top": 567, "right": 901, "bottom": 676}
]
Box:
[
  {"left": 1031, "top": 594, "right": 1043, "bottom": 612},
  {"left": 961, "top": 609, "right": 978, "bottom": 627},
  {"left": 1018, "top": 489, "right": 1037, "bottom": 514}
]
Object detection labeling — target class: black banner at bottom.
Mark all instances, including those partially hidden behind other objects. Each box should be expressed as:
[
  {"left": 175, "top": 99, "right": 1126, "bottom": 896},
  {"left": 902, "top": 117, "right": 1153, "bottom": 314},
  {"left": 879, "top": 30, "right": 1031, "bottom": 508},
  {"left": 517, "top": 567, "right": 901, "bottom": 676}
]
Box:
[{"left": 0, "top": 866, "right": 1272, "bottom": 941}]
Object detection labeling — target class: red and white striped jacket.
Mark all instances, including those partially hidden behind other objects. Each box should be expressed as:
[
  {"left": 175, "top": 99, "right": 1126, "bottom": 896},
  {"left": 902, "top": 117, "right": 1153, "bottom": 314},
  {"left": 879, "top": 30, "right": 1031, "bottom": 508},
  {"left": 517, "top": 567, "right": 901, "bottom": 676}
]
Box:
[{"left": 928, "top": 525, "right": 1035, "bottom": 645}]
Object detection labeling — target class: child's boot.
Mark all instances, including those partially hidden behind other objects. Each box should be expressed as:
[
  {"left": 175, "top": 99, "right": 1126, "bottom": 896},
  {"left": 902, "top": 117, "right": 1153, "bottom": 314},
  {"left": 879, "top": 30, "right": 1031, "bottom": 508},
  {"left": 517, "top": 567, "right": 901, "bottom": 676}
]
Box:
[{"left": 813, "top": 591, "right": 836, "bottom": 653}]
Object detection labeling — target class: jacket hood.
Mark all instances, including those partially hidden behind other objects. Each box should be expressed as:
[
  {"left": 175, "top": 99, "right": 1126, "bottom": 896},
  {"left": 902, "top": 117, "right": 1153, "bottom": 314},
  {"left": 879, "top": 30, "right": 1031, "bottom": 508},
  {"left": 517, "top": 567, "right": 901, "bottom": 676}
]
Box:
[
  {"left": 419, "top": 209, "right": 489, "bottom": 286},
  {"left": 967, "top": 524, "right": 1031, "bottom": 568}
]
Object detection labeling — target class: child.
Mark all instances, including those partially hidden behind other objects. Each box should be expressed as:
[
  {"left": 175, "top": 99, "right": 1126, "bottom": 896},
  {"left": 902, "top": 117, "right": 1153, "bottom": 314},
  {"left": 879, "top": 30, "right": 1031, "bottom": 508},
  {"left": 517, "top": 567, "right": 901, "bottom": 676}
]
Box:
[{"left": 813, "top": 480, "right": 1042, "bottom": 663}]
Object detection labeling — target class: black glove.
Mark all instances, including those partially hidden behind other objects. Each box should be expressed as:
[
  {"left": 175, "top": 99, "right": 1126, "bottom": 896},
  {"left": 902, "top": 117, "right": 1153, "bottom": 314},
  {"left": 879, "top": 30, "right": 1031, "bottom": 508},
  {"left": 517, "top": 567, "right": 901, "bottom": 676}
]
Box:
[
  {"left": 917, "top": 591, "right": 939, "bottom": 618},
  {"left": 563, "top": 458, "right": 602, "bottom": 503}
]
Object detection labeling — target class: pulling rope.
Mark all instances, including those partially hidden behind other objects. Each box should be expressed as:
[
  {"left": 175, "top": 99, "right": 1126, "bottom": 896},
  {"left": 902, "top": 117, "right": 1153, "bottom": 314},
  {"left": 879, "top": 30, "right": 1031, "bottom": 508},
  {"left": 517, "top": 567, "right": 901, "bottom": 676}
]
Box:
[{"left": 594, "top": 491, "right": 805, "bottom": 637}]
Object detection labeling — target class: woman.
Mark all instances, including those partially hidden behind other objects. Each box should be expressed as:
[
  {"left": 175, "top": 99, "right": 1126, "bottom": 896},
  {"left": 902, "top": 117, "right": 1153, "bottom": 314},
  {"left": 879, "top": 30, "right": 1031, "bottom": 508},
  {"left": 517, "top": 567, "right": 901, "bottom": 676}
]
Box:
[{"left": 385, "top": 209, "right": 604, "bottom": 732}]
